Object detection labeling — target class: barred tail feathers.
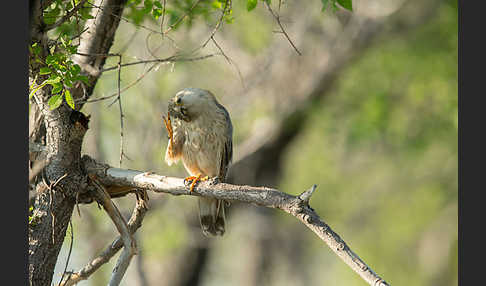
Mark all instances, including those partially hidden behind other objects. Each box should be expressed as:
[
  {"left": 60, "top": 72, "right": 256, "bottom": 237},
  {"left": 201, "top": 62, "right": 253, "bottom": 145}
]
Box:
[{"left": 198, "top": 197, "right": 225, "bottom": 236}]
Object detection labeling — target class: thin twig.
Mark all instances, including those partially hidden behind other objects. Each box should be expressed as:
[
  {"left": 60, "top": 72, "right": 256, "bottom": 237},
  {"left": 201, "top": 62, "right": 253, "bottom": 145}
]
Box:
[
  {"left": 79, "top": 63, "right": 160, "bottom": 104},
  {"left": 160, "top": 0, "right": 167, "bottom": 33},
  {"left": 75, "top": 53, "right": 218, "bottom": 105},
  {"left": 265, "top": 1, "right": 302, "bottom": 55},
  {"left": 118, "top": 29, "right": 140, "bottom": 54},
  {"left": 162, "top": 0, "right": 203, "bottom": 35},
  {"left": 45, "top": 0, "right": 89, "bottom": 31},
  {"left": 116, "top": 55, "right": 125, "bottom": 168},
  {"left": 100, "top": 53, "right": 218, "bottom": 73},
  {"left": 210, "top": 36, "right": 245, "bottom": 88},
  {"left": 58, "top": 220, "right": 74, "bottom": 286},
  {"left": 200, "top": 0, "right": 231, "bottom": 49}
]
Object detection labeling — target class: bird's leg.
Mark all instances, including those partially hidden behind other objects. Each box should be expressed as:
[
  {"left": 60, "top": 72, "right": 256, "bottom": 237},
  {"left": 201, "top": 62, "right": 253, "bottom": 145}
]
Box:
[{"left": 184, "top": 174, "right": 210, "bottom": 192}]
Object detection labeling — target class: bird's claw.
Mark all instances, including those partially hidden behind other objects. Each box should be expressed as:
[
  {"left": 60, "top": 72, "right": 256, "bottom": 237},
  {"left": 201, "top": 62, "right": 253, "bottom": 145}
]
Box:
[
  {"left": 162, "top": 112, "right": 174, "bottom": 142},
  {"left": 184, "top": 174, "right": 209, "bottom": 192}
]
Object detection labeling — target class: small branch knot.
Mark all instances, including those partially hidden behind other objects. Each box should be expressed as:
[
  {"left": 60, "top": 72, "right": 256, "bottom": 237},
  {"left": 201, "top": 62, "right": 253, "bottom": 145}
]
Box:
[
  {"left": 336, "top": 242, "right": 345, "bottom": 251},
  {"left": 305, "top": 214, "right": 313, "bottom": 223},
  {"left": 298, "top": 184, "right": 317, "bottom": 204}
]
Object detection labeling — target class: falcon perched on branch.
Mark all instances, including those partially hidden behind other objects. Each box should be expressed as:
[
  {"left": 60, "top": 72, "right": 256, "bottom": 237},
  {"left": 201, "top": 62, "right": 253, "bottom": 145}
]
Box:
[{"left": 163, "top": 88, "right": 233, "bottom": 236}]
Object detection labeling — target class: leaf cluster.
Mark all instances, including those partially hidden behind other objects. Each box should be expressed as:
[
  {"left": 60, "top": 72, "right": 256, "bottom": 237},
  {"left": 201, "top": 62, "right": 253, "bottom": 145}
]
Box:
[{"left": 29, "top": 0, "right": 352, "bottom": 111}]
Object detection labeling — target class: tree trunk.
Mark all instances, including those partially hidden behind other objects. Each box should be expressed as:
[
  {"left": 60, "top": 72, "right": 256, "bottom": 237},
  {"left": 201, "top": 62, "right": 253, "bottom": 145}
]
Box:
[{"left": 28, "top": 1, "right": 127, "bottom": 285}]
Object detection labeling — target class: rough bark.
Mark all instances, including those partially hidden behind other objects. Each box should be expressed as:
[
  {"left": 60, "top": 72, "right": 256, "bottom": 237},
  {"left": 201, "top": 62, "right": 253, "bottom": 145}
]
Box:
[
  {"left": 28, "top": 1, "right": 128, "bottom": 285},
  {"left": 81, "top": 155, "right": 390, "bottom": 286}
]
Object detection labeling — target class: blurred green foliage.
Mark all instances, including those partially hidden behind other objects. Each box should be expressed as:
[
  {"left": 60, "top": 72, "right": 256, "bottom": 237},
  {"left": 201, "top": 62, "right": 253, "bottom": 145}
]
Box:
[
  {"left": 280, "top": 2, "right": 457, "bottom": 285},
  {"left": 50, "top": 1, "right": 457, "bottom": 285}
]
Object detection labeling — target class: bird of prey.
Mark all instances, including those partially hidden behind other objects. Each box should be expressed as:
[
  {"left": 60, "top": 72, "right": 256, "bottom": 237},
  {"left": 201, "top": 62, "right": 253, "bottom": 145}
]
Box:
[{"left": 163, "top": 88, "right": 233, "bottom": 236}]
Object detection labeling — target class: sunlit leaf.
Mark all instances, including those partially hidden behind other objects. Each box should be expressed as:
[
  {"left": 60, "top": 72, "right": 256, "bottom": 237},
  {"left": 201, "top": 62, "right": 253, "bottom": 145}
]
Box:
[
  {"left": 51, "top": 82, "right": 63, "bottom": 94},
  {"left": 337, "top": 0, "right": 352, "bottom": 11},
  {"left": 45, "top": 75, "right": 61, "bottom": 85},
  {"left": 48, "top": 94, "right": 63, "bottom": 110},
  {"left": 64, "top": 90, "right": 75, "bottom": 109},
  {"left": 39, "top": 67, "right": 52, "bottom": 75},
  {"left": 247, "top": 0, "right": 257, "bottom": 11}
]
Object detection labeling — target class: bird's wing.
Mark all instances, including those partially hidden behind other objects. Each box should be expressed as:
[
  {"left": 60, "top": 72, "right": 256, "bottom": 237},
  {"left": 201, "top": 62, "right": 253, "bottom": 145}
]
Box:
[{"left": 216, "top": 102, "right": 233, "bottom": 181}]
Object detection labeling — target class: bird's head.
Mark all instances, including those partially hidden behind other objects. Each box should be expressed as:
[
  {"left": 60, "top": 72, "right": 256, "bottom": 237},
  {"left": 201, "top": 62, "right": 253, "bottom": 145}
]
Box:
[{"left": 167, "top": 88, "right": 216, "bottom": 122}]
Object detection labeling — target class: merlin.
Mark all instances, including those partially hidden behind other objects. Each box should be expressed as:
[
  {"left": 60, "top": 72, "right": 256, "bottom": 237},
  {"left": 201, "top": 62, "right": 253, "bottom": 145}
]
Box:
[{"left": 163, "top": 88, "right": 233, "bottom": 236}]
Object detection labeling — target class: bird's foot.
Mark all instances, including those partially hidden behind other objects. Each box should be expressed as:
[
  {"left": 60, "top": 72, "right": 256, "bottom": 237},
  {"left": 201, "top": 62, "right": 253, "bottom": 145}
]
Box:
[
  {"left": 184, "top": 174, "right": 209, "bottom": 192},
  {"left": 207, "top": 176, "right": 220, "bottom": 186},
  {"left": 162, "top": 112, "right": 174, "bottom": 143}
]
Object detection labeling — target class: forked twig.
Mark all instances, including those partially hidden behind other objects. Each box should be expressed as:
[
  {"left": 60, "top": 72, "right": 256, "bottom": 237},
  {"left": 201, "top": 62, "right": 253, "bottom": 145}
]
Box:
[
  {"left": 89, "top": 176, "right": 137, "bottom": 286},
  {"left": 59, "top": 193, "right": 148, "bottom": 286},
  {"left": 265, "top": 1, "right": 302, "bottom": 55}
]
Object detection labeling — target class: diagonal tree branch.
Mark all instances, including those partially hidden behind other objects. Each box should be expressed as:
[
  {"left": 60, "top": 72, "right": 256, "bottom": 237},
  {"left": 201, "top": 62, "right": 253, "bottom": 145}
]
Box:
[
  {"left": 81, "top": 155, "right": 390, "bottom": 286},
  {"left": 59, "top": 193, "right": 148, "bottom": 286},
  {"left": 89, "top": 175, "right": 137, "bottom": 286}
]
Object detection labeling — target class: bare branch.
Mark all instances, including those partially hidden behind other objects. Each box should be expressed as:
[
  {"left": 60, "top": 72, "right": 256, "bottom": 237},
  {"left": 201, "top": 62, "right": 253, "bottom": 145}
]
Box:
[
  {"left": 82, "top": 155, "right": 390, "bottom": 286},
  {"left": 200, "top": 0, "right": 231, "bottom": 49},
  {"left": 88, "top": 176, "right": 137, "bottom": 286},
  {"left": 57, "top": 220, "right": 74, "bottom": 286},
  {"left": 115, "top": 55, "right": 126, "bottom": 167},
  {"left": 162, "top": 0, "right": 203, "bottom": 35},
  {"left": 264, "top": 1, "right": 302, "bottom": 56},
  {"left": 100, "top": 53, "right": 219, "bottom": 73},
  {"left": 81, "top": 63, "right": 160, "bottom": 104},
  {"left": 59, "top": 195, "right": 147, "bottom": 286},
  {"left": 74, "top": 54, "right": 219, "bottom": 105}
]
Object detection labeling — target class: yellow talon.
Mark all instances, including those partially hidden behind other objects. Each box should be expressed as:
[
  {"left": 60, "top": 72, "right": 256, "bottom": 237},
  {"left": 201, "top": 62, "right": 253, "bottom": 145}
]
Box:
[
  {"left": 184, "top": 175, "right": 209, "bottom": 192},
  {"left": 163, "top": 112, "right": 175, "bottom": 157}
]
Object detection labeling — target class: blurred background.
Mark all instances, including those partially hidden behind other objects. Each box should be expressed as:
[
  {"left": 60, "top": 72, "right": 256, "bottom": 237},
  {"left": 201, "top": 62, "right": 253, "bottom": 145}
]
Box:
[{"left": 53, "top": 0, "right": 457, "bottom": 285}]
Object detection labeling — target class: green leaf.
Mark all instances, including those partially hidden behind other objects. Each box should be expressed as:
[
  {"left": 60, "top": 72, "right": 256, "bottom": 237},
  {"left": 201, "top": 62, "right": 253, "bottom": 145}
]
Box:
[
  {"left": 31, "top": 43, "right": 41, "bottom": 56},
  {"left": 29, "top": 84, "right": 45, "bottom": 99},
  {"left": 337, "top": 0, "right": 352, "bottom": 11},
  {"left": 154, "top": 0, "right": 162, "bottom": 8},
  {"left": 143, "top": 0, "right": 153, "bottom": 13},
  {"left": 44, "top": 7, "right": 61, "bottom": 25},
  {"left": 64, "top": 78, "right": 73, "bottom": 88},
  {"left": 79, "top": 7, "right": 95, "bottom": 20},
  {"left": 247, "top": 0, "right": 257, "bottom": 11},
  {"left": 51, "top": 82, "right": 63, "bottom": 94},
  {"left": 321, "top": 0, "right": 329, "bottom": 12},
  {"left": 46, "top": 55, "right": 57, "bottom": 66},
  {"left": 212, "top": 0, "right": 222, "bottom": 9},
  {"left": 45, "top": 75, "right": 61, "bottom": 85},
  {"left": 153, "top": 8, "right": 162, "bottom": 19},
  {"left": 39, "top": 67, "right": 52, "bottom": 75},
  {"left": 76, "top": 75, "right": 89, "bottom": 84},
  {"left": 70, "top": 64, "right": 81, "bottom": 77},
  {"left": 64, "top": 90, "right": 75, "bottom": 109},
  {"left": 48, "top": 94, "right": 63, "bottom": 110}
]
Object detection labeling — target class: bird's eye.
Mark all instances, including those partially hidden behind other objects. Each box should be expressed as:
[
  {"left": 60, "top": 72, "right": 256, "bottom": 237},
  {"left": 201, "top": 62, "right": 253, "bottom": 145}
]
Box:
[{"left": 175, "top": 97, "right": 182, "bottom": 104}]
